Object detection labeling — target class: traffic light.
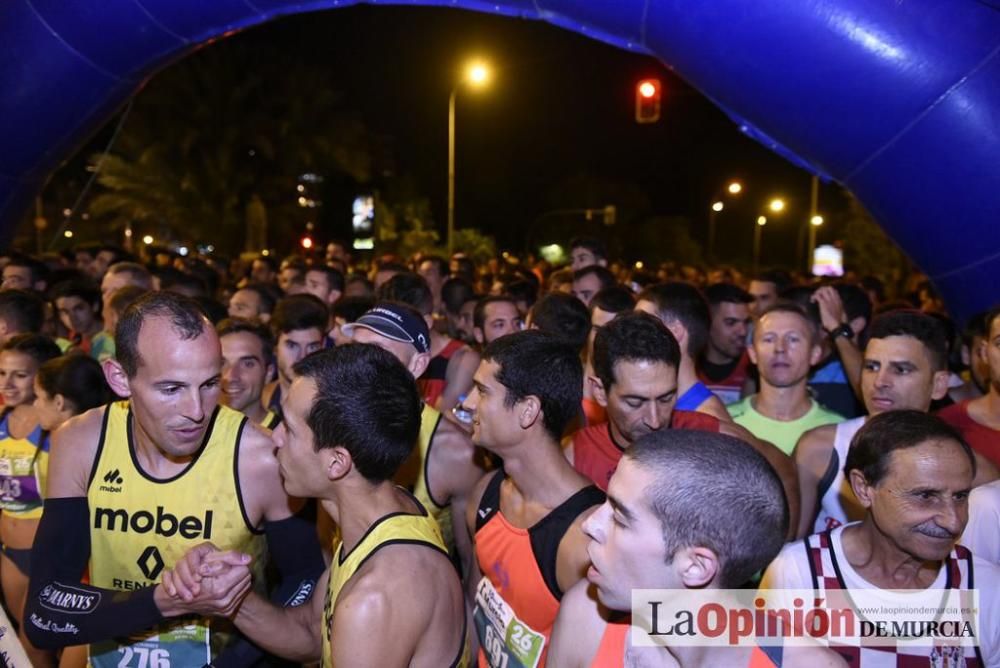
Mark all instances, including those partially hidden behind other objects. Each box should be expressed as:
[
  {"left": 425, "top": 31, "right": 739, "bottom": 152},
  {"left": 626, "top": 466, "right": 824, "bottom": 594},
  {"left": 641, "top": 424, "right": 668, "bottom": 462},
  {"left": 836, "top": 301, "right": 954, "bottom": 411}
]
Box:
[{"left": 635, "top": 78, "right": 661, "bottom": 124}]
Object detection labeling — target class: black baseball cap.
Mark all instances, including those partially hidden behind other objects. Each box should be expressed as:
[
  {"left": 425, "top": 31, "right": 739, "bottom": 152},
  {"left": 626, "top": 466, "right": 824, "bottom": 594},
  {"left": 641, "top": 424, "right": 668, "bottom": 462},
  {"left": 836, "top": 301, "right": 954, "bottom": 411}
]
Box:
[{"left": 342, "top": 303, "right": 430, "bottom": 353}]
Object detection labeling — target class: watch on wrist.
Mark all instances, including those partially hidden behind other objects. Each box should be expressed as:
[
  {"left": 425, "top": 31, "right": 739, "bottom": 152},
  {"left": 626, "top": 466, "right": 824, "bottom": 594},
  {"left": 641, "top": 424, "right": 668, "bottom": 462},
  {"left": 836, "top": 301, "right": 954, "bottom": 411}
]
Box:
[{"left": 829, "top": 323, "right": 853, "bottom": 341}]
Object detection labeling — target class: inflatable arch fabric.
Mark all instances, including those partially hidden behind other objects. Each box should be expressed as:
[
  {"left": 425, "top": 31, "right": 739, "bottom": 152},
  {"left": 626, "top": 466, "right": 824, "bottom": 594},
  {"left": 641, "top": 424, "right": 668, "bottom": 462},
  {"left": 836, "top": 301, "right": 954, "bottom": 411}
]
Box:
[{"left": 2, "top": 0, "right": 999, "bottom": 321}]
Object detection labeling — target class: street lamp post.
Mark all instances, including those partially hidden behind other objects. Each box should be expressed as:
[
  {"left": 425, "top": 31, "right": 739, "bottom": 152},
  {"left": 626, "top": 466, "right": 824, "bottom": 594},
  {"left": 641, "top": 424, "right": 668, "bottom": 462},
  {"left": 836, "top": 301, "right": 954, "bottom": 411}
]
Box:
[
  {"left": 753, "top": 216, "right": 767, "bottom": 273},
  {"left": 447, "top": 61, "right": 491, "bottom": 257},
  {"left": 707, "top": 181, "right": 742, "bottom": 261}
]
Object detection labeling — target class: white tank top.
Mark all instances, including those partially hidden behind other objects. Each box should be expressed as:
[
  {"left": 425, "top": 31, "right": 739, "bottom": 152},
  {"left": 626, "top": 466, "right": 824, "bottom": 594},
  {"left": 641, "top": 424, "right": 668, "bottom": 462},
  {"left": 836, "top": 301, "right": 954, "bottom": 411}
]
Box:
[{"left": 813, "top": 416, "right": 866, "bottom": 534}]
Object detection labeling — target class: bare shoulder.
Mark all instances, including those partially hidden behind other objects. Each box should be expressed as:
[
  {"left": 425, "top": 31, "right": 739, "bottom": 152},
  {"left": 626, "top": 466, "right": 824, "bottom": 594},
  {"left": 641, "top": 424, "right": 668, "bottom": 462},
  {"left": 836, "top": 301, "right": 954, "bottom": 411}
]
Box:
[
  {"left": 550, "top": 580, "right": 606, "bottom": 668},
  {"left": 465, "top": 470, "right": 497, "bottom": 534},
  {"left": 793, "top": 423, "right": 838, "bottom": 462},
  {"left": 48, "top": 405, "right": 108, "bottom": 498},
  {"left": 236, "top": 419, "right": 294, "bottom": 523}
]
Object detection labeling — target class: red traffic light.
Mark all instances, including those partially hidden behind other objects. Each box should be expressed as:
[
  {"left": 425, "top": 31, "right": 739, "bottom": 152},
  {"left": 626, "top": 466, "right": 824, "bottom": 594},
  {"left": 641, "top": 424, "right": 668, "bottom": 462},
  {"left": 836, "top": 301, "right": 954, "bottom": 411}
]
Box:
[{"left": 635, "top": 78, "right": 661, "bottom": 124}]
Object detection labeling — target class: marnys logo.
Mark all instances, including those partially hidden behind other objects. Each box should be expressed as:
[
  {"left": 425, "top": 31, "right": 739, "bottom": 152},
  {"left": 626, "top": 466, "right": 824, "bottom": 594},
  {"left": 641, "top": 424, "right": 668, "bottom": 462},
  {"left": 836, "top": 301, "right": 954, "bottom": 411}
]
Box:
[
  {"left": 99, "top": 469, "right": 123, "bottom": 493},
  {"left": 39, "top": 583, "right": 101, "bottom": 614},
  {"left": 94, "top": 506, "right": 214, "bottom": 540}
]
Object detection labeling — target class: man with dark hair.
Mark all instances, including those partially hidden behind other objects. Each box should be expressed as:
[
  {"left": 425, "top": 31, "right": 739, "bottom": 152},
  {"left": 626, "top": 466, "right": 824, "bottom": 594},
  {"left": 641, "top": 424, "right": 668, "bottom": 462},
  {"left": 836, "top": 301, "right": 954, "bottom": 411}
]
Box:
[
  {"left": 328, "top": 296, "right": 375, "bottom": 346},
  {"left": 249, "top": 254, "right": 278, "bottom": 286},
  {"left": 218, "top": 318, "right": 277, "bottom": 428},
  {"left": 748, "top": 269, "right": 792, "bottom": 318},
  {"left": 950, "top": 310, "right": 990, "bottom": 403},
  {"left": 0, "top": 289, "right": 45, "bottom": 342},
  {"left": 303, "top": 264, "right": 344, "bottom": 306},
  {"left": 571, "top": 265, "right": 616, "bottom": 308},
  {"left": 344, "top": 302, "right": 486, "bottom": 573},
  {"left": 582, "top": 286, "right": 636, "bottom": 425},
  {"left": 27, "top": 291, "right": 325, "bottom": 666},
  {"left": 765, "top": 411, "right": 1000, "bottom": 666},
  {"left": 698, "top": 282, "right": 754, "bottom": 405},
  {"left": 2, "top": 254, "right": 48, "bottom": 292},
  {"left": 441, "top": 276, "right": 478, "bottom": 343},
  {"left": 566, "top": 313, "right": 799, "bottom": 522},
  {"left": 793, "top": 310, "right": 985, "bottom": 538},
  {"left": 473, "top": 295, "right": 523, "bottom": 348},
  {"left": 277, "top": 257, "right": 307, "bottom": 295},
  {"left": 729, "top": 303, "right": 843, "bottom": 454},
  {"left": 262, "top": 294, "right": 328, "bottom": 416},
  {"left": 551, "top": 431, "right": 839, "bottom": 667},
  {"left": 527, "top": 292, "right": 592, "bottom": 355},
  {"left": 51, "top": 280, "right": 105, "bottom": 357},
  {"left": 228, "top": 282, "right": 277, "bottom": 323},
  {"left": 380, "top": 272, "right": 479, "bottom": 414},
  {"left": 465, "top": 331, "right": 605, "bottom": 668},
  {"left": 91, "top": 245, "right": 131, "bottom": 280},
  {"left": 636, "top": 282, "right": 731, "bottom": 421},
  {"left": 939, "top": 306, "right": 1000, "bottom": 473},
  {"left": 569, "top": 237, "right": 608, "bottom": 271},
  {"left": 101, "top": 261, "right": 153, "bottom": 301},
  {"left": 163, "top": 344, "right": 470, "bottom": 666}
]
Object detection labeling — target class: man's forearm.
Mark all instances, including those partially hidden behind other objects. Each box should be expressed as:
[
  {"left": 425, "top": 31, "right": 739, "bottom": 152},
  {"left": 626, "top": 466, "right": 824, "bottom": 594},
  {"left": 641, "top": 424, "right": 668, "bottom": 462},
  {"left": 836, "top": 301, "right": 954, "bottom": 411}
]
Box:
[{"left": 232, "top": 592, "right": 320, "bottom": 662}]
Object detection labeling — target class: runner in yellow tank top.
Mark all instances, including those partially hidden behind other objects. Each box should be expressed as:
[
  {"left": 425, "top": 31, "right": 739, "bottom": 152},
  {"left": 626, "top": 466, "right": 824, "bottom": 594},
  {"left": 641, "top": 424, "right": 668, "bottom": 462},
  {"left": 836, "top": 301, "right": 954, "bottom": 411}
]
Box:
[
  {"left": 343, "top": 303, "right": 487, "bottom": 574},
  {"left": 159, "top": 344, "right": 470, "bottom": 666},
  {"left": 24, "top": 292, "right": 324, "bottom": 667}
]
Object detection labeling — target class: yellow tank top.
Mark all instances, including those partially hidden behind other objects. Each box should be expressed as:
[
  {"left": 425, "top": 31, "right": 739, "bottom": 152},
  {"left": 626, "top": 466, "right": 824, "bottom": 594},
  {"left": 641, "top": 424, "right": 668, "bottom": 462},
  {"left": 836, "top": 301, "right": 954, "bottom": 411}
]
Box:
[
  {"left": 260, "top": 409, "right": 281, "bottom": 430},
  {"left": 320, "top": 495, "right": 468, "bottom": 667},
  {"left": 86, "top": 401, "right": 266, "bottom": 667},
  {"left": 413, "top": 404, "right": 454, "bottom": 550},
  {"left": 0, "top": 409, "right": 48, "bottom": 520}
]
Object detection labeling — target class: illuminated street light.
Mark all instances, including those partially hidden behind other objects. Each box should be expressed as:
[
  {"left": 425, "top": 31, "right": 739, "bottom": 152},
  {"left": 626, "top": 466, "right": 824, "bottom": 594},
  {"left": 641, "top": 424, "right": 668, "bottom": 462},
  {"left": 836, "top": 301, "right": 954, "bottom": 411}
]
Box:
[
  {"left": 64, "top": 229, "right": 73, "bottom": 238},
  {"left": 711, "top": 201, "right": 724, "bottom": 212},
  {"left": 811, "top": 215, "right": 824, "bottom": 226},
  {"left": 707, "top": 180, "right": 745, "bottom": 261},
  {"left": 757, "top": 216, "right": 767, "bottom": 226},
  {"left": 728, "top": 182, "right": 743, "bottom": 195},
  {"left": 769, "top": 198, "right": 785, "bottom": 213},
  {"left": 808, "top": 213, "right": 825, "bottom": 270},
  {"left": 448, "top": 59, "right": 493, "bottom": 256},
  {"left": 143, "top": 235, "right": 154, "bottom": 245}
]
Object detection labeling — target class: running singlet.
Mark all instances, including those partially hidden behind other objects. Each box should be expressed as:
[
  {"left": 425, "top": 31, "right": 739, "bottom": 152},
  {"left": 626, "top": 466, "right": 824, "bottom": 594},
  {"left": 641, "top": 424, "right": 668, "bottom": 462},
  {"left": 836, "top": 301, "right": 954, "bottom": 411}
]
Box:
[
  {"left": 813, "top": 416, "right": 865, "bottom": 534},
  {"left": 87, "top": 401, "right": 267, "bottom": 667},
  {"left": 938, "top": 400, "right": 1000, "bottom": 471},
  {"left": 590, "top": 616, "right": 783, "bottom": 667},
  {"left": 474, "top": 470, "right": 606, "bottom": 668},
  {"left": 571, "top": 411, "right": 721, "bottom": 491},
  {"left": 0, "top": 409, "right": 48, "bottom": 520},
  {"left": 698, "top": 352, "right": 751, "bottom": 405},
  {"left": 414, "top": 403, "right": 454, "bottom": 551},
  {"left": 260, "top": 409, "right": 281, "bottom": 430},
  {"left": 320, "top": 494, "right": 468, "bottom": 668},
  {"left": 418, "top": 338, "right": 465, "bottom": 408},
  {"left": 806, "top": 526, "right": 984, "bottom": 666},
  {"left": 675, "top": 382, "right": 715, "bottom": 412}
]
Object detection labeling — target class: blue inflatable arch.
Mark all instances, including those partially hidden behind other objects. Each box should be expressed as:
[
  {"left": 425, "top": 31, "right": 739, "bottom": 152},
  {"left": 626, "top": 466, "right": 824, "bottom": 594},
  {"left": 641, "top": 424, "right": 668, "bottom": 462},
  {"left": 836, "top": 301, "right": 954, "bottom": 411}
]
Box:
[{"left": 2, "top": 1, "right": 999, "bottom": 321}]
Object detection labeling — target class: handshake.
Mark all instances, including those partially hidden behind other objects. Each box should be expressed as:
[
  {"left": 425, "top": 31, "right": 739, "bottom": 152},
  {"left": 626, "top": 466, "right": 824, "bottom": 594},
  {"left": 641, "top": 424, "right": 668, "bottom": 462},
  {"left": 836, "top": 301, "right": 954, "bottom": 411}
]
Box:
[{"left": 154, "top": 542, "right": 255, "bottom": 619}]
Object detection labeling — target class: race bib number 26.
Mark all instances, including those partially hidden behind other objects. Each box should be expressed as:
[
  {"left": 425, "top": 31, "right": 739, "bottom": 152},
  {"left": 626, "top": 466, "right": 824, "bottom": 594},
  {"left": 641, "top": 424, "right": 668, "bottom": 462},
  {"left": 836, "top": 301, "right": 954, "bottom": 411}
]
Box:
[{"left": 473, "top": 578, "right": 545, "bottom": 668}]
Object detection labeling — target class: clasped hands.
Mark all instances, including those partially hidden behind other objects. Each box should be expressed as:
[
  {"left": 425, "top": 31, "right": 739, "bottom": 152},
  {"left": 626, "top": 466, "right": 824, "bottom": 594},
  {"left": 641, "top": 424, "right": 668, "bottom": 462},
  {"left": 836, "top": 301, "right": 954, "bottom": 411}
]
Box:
[{"left": 156, "top": 542, "right": 254, "bottom": 618}]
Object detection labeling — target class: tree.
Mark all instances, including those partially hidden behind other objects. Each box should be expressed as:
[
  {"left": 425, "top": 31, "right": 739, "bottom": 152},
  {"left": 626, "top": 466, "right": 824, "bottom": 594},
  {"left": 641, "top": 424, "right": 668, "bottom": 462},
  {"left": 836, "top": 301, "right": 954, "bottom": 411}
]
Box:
[{"left": 837, "top": 193, "right": 912, "bottom": 291}]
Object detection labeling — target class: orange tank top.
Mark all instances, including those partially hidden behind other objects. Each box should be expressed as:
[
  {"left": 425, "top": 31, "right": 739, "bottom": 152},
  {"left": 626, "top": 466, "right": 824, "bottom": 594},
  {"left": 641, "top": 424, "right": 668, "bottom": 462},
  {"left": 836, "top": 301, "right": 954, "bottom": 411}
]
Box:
[
  {"left": 581, "top": 398, "right": 607, "bottom": 427},
  {"left": 572, "top": 411, "right": 721, "bottom": 491},
  {"left": 473, "top": 471, "right": 605, "bottom": 668},
  {"left": 589, "top": 615, "right": 782, "bottom": 667}
]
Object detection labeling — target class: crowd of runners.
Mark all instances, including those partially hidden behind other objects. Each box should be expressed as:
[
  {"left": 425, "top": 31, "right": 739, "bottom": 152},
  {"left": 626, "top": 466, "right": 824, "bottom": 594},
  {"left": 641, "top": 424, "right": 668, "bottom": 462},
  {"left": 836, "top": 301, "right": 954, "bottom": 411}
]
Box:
[{"left": 0, "top": 237, "right": 996, "bottom": 667}]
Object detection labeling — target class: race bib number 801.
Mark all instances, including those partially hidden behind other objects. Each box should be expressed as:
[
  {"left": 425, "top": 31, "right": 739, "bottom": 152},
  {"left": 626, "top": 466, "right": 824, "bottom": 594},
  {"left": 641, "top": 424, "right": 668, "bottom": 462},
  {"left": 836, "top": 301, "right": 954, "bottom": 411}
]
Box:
[{"left": 473, "top": 578, "right": 545, "bottom": 668}]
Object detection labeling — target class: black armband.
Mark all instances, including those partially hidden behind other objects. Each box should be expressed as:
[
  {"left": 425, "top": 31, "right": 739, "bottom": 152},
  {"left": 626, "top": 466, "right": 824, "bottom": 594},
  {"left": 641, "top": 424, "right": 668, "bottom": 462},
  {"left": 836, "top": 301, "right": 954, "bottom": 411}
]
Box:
[
  {"left": 211, "top": 505, "right": 325, "bottom": 667},
  {"left": 25, "top": 497, "right": 165, "bottom": 650}
]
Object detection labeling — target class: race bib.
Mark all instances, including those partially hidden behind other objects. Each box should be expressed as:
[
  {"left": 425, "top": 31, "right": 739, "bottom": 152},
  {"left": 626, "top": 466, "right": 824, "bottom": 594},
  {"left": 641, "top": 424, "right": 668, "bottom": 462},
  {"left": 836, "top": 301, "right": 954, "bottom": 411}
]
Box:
[
  {"left": 89, "top": 622, "right": 210, "bottom": 668},
  {"left": 473, "top": 577, "right": 545, "bottom": 668},
  {"left": 0, "top": 457, "right": 41, "bottom": 513}
]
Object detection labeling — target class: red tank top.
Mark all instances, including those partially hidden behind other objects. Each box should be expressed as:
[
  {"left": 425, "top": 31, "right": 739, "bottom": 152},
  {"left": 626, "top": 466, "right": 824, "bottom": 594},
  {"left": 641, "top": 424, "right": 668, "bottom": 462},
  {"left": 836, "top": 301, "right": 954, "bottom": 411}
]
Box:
[
  {"left": 698, "top": 351, "right": 751, "bottom": 404},
  {"left": 418, "top": 338, "right": 465, "bottom": 408},
  {"left": 581, "top": 397, "right": 607, "bottom": 427},
  {"left": 571, "top": 411, "right": 722, "bottom": 491},
  {"left": 937, "top": 400, "right": 1000, "bottom": 471},
  {"left": 473, "top": 471, "right": 605, "bottom": 668}
]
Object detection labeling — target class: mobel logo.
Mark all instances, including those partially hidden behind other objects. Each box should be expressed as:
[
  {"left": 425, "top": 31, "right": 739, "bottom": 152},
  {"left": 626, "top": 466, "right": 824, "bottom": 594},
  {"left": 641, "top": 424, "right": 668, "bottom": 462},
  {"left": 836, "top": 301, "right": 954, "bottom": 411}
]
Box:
[{"left": 93, "top": 506, "right": 214, "bottom": 540}]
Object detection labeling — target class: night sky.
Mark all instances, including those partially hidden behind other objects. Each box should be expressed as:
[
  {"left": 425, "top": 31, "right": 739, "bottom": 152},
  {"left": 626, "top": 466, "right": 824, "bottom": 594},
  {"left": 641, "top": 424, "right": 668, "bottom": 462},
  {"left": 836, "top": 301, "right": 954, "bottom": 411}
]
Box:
[{"left": 65, "top": 5, "right": 851, "bottom": 265}]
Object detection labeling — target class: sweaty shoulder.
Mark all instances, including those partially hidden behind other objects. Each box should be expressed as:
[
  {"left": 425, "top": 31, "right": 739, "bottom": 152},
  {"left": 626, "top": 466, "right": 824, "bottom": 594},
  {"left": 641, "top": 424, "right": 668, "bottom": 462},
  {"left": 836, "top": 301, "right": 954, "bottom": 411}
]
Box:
[
  {"left": 47, "top": 405, "right": 108, "bottom": 498},
  {"left": 550, "top": 580, "right": 607, "bottom": 668},
  {"left": 697, "top": 394, "right": 733, "bottom": 422},
  {"left": 793, "top": 423, "right": 838, "bottom": 458}
]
